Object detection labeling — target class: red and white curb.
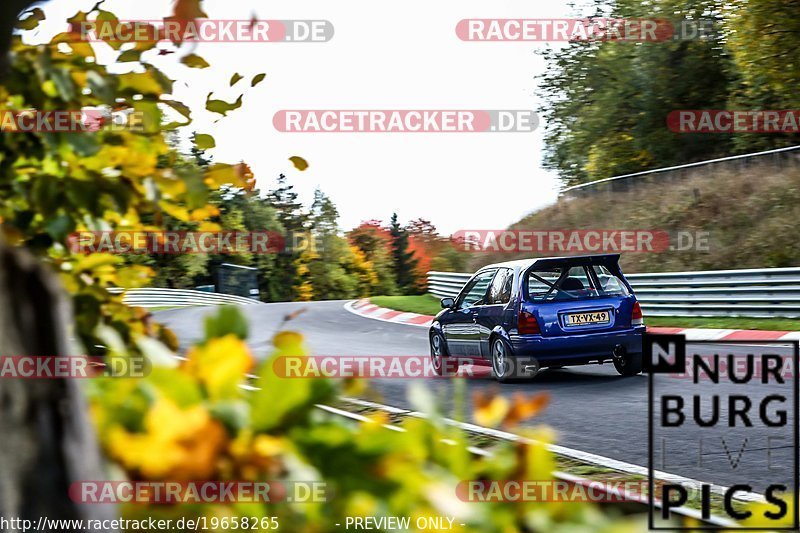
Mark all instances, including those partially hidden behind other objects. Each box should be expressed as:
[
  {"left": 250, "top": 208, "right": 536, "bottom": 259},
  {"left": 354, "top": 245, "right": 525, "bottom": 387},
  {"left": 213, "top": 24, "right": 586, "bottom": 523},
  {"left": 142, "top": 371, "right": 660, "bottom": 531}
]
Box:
[
  {"left": 345, "top": 299, "right": 433, "bottom": 327},
  {"left": 641, "top": 326, "right": 800, "bottom": 341},
  {"left": 345, "top": 299, "right": 800, "bottom": 341}
]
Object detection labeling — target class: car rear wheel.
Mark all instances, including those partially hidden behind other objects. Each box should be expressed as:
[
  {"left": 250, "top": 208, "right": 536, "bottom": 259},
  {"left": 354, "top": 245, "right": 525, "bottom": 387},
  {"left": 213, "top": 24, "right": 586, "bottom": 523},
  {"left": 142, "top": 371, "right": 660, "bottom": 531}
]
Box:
[
  {"left": 613, "top": 350, "right": 643, "bottom": 376},
  {"left": 491, "top": 337, "right": 519, "bottom": 383},
  {"left": 430, "top": 332, "right": 452, "bottom": 376}
]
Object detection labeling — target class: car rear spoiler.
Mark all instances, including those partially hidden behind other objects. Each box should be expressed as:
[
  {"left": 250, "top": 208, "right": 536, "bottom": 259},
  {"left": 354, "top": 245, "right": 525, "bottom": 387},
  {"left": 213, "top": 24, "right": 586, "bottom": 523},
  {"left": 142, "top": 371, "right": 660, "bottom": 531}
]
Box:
[
  {"left": 520, "top": 254, "right": 629, "bottom": 299},
  {"left": 526, "top": 254, "right": 621, "bottom": 270}
]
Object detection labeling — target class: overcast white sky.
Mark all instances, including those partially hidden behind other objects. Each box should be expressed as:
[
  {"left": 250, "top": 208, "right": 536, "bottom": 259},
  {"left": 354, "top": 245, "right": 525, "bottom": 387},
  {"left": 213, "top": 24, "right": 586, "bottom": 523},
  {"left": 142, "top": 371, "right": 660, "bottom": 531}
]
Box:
[{"left": 26, "top": 0, "right": 591, "bottom": 234}]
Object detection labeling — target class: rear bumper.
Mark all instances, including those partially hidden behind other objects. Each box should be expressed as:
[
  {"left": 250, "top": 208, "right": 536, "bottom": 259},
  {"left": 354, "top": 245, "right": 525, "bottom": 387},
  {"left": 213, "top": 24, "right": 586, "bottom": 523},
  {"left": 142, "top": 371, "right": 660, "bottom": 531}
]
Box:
[{"left": 509, "top": 326, "right": 644, "bottom": 366}]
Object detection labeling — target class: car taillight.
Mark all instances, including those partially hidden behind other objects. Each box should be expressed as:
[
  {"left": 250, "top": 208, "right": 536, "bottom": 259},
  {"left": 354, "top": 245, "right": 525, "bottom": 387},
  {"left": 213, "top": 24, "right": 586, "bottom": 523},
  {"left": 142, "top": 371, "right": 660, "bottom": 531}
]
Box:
[
  {"left": 518, "top": 310, "right": 540, "bottom": 335},
  {"left": 632, "top": 301, "right": 643, "bottom": 326}
]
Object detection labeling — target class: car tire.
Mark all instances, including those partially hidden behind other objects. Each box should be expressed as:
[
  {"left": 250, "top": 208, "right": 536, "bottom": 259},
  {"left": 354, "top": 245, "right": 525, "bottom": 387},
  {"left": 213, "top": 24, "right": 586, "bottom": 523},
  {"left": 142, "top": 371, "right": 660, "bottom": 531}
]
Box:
[
  {"left": 430, "top": 332, "right": 453, "bottom": 376},
  {"left": 614, "top": 351, "right": 643, "bottom": 376},
  {"left": 491, "top": 336, "right": 521, "bottom": 383}
]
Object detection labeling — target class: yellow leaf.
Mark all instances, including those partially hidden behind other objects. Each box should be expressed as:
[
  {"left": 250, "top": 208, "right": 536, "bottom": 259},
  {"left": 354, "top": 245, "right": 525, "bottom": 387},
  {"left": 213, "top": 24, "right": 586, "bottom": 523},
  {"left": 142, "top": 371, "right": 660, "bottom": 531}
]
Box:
[
  {"left": 106, "top": 398, "right": 226, "bottom": 480},
  {"left": 502, "top": 392, "right": 550, "bottom": 428},
  {"left": 197, "top": 221, "right": 222, "bottom": 231},
  {"left": 115, "top": 265, "right": 154, "bottom": 288},
  {"left": 184, "top": 334, "right": 253, "bottom": 400},
  {"left": 289, "top": 156, "right": 309, "bottom": 171},
  {"left": 519, "top": 426, "right": 557, "bottom": 481},
  {"left": 473, "top": 390, "right": 510, "bottom": 427},
  {"left": 253, "top": 435, "right": 285, "bottom": 457},
  {"left": 251, "top": 73, "right": 266, "bottom": 87},
  {"left": 181, "top": 53, "right": 210, "bottom": 69},
  {"left": 204, "top": 163, "right": 239, "bottom": 187},
  {"left": 273, "top": 330, "right": 304, "bottom": 352},
  {"left": 170, "top": 0, "right": 208, "bottom": 20},
  {"left": 204, "top": 162, "right": 255, "bottom": 190},
  {"left": 194, "top": 133, "right": 215, "bottom": 149},
  {"left": 189, "top": 204, "right": 219, "bottom": 221},
  {"left": 205, "top": 93, "right": 243, "bottom": 116},
  {"left": 41, "top": 80, "right": 59, "bottom": 98},
  {"left": 118, "top": 73, "right": 161, "bottom": 95},
  {"left": 160, "top": 203, "right": 190, "bottom": 221},
  {"left": 16, "top": 8, "right": 45, "bottom": 30},
  {"left": 74, "top": 253, "right": 124, "bottom": 273}
]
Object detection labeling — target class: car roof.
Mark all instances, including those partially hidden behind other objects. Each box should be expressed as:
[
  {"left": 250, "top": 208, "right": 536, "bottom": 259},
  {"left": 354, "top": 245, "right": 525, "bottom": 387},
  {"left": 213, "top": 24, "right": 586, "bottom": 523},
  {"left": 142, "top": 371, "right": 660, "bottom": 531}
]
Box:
[{"left": 478, "top": 254, "right": 622, "bottom": 272}]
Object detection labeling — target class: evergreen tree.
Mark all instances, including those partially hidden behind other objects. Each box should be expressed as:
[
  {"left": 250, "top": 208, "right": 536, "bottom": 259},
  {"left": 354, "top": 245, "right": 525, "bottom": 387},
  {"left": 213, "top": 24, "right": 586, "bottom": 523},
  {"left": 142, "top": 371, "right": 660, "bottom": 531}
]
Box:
[
  {"left": 309, "top": 188, "right": 339, "bottom": 236},
  {"left": 266, "top": 174, "right": 308, "bottom": 232},
  {"left": 389, "top": 213, "right": 419, "bottom": 294},
  {"left": 265, "top": 174, "right": 307, "bottom": 301}
]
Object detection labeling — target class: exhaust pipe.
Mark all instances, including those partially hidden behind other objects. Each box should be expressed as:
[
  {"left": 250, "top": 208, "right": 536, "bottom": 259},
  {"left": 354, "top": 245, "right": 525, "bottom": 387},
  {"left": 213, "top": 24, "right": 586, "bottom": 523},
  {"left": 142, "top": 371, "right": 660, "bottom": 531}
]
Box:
[{"left": 523, "top": 359, "right": 540, "bottom": 376}]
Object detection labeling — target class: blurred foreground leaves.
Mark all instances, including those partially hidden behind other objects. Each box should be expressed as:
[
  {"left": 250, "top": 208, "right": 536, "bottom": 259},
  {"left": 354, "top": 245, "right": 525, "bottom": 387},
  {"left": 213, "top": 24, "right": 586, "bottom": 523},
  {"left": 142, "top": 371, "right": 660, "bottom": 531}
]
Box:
[
  {"left": 2, "top": 2, "right": 260, "bottom": 360},
  {"left": 87, "top": 306, "right": 652, "bottom": 532}
]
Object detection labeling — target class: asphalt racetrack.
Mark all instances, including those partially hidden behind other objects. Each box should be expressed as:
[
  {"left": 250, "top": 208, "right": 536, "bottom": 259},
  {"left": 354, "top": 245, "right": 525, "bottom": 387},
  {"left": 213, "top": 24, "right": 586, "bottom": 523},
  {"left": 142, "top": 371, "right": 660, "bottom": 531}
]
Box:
[{"left": 156, "top": 301, "right": 797, "bottom": 494}]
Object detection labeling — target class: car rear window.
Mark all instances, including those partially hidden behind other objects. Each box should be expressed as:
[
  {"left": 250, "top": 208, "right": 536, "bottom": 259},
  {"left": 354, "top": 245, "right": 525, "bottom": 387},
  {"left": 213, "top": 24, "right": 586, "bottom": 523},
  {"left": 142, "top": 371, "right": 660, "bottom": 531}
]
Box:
[{"left": 526, "top": 264, "right": 630, "bottom": 301}]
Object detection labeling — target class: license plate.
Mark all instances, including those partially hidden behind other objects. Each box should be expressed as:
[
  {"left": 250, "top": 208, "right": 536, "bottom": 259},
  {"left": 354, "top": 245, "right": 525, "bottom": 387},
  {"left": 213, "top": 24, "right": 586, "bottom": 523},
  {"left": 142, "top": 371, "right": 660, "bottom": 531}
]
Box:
[{"left": 566, "top": 311, "right": 610, "bottom": 325}]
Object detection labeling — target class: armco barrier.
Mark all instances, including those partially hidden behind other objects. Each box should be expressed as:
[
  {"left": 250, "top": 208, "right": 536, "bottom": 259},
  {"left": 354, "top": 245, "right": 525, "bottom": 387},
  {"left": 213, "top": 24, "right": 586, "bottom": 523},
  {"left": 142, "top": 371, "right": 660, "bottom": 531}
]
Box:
[
  {"left": 428, "top": 266, "right": 800, "bottom": 318},
  {"left": 109, "top": 287, "right": 260, "bottom": 308}
]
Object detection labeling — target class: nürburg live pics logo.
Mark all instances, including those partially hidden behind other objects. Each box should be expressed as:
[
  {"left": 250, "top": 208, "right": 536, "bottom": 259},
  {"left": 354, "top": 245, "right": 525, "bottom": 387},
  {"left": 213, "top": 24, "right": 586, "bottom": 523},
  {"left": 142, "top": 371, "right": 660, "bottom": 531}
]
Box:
[{"left": 645, "top": 333, "right": 799, "bottom": 530}]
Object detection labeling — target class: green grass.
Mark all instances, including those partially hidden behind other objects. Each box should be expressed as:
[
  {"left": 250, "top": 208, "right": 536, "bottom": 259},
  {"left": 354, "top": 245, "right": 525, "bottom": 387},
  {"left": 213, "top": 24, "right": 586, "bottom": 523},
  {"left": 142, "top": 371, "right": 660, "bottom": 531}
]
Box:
[
  {"left": 369, "top": 296, "right": 800, "bottom": 331},
  {"left": 646, "top": 316, "right": 800, "bottom": 331},
  {"left": 370, "top": 295, "right": 442, "bottom": 316}
]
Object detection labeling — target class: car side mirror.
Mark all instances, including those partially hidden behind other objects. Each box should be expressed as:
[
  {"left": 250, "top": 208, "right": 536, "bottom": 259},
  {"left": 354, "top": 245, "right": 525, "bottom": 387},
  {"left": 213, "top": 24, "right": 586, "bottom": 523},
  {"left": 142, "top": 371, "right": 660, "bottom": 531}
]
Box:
[{"left": 441, "top": 297, "right": 455, "bottom": 309}]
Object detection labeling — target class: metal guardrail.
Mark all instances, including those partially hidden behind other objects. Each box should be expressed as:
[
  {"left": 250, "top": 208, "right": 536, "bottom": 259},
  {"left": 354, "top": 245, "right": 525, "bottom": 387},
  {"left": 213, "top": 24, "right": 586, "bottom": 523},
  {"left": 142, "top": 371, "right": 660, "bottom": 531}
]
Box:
[
  {"left": 109, "top": 287, "right": 261, "bottom": 308},
  {"left": 561, "top": 144, "right": 800, "bottom": 198},
  {"left": 428, "top": 267, "right": 800, "bottom": 318},
  {"left": 428, "top": 271, "right": 475, "bottom": 299}
]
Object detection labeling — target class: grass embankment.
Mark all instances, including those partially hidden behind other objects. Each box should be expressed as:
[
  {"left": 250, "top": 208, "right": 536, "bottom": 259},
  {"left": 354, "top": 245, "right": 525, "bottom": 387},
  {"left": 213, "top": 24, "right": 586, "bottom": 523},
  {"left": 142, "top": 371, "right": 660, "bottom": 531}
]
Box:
[
  {"left": 384, "top": 165, "right": 800, "bottom": 331},
  {"left": 470, "top": 164, "right": 800, "bottom": 274},
  {"left": 370, "top": 295, "right": 800, "bottom": 331}
]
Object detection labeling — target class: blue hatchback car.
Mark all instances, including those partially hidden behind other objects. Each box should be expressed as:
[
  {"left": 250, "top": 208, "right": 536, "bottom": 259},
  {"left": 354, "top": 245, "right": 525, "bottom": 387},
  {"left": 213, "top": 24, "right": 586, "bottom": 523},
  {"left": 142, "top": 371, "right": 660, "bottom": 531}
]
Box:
[{"left": 429, "top": 254, "right": 644, "bottom": 382}]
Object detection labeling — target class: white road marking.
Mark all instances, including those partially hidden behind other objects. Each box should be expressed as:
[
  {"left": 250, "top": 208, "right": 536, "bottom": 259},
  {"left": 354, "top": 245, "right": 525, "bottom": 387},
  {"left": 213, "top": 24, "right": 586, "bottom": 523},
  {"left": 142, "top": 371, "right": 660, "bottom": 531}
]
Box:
[{"left": 340, "top": 396, "right": 766, "bottom": 504}]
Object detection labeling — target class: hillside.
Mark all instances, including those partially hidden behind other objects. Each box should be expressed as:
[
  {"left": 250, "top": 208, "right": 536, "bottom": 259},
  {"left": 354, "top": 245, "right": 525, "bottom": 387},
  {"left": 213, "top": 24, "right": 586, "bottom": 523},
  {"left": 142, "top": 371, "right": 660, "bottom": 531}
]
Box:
[{"left": 468, "top": 164, "right": 800, "bottom": 273}]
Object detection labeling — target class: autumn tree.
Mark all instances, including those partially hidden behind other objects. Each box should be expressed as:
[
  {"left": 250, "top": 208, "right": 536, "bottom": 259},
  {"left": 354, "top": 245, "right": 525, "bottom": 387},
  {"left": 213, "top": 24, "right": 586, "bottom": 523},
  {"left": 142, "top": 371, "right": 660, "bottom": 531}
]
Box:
[
  {"left": 539, "top": 0, "right": 735, "bottom": 185},
  {"left": 725, "top": 0, "right": 800, "bottom": 151},
  {"left": 348, "top": 220, "right": 398, "bottom": 295}
]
